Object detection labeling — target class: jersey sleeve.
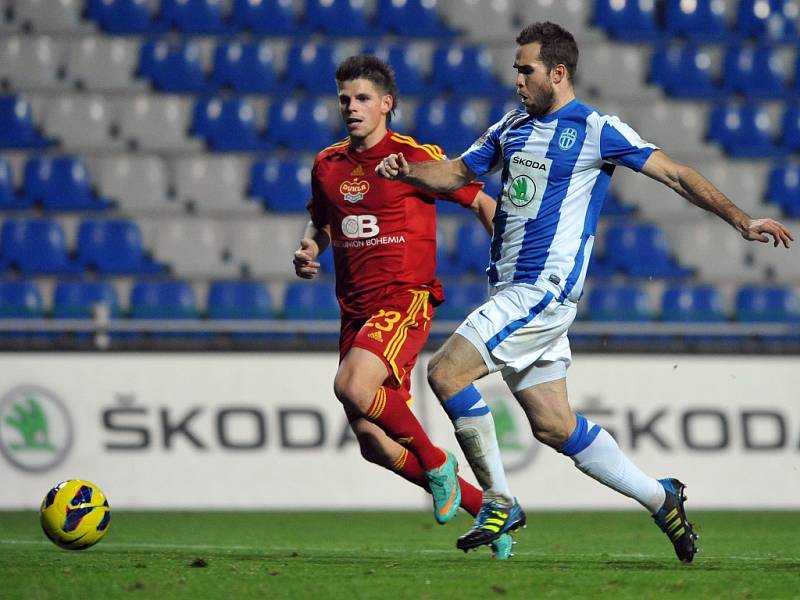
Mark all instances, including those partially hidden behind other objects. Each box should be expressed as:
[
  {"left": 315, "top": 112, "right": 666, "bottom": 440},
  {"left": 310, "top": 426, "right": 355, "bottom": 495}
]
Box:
[
  {"left": 459, "top": 112, "right": 509, "bottom": 177},
  {"left": 308, "top": 160, "right": 328, "bottom": 230},
  {"left": 599, "top": 115, "right": 658, "bottom": 172}
]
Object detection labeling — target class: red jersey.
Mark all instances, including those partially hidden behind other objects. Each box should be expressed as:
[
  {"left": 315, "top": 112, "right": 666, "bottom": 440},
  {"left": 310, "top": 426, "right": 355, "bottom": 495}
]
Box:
[{"left": 309, "top": 130, "right": 482, "bottom": 318}]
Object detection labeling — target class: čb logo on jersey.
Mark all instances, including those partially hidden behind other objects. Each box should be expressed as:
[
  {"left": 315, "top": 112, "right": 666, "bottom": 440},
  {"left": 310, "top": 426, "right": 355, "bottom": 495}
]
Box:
[
  {"left": 340, "top": 179, "right": 370, "bottom": 203},
  {"left": 558, "top": 128, "right": 578, "bottom": 151}
]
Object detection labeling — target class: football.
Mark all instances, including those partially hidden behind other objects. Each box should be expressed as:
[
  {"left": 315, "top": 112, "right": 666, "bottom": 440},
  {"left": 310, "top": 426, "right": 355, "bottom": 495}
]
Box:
[{"left": 40, "top": 480, "right": 111, "bottom": 550}]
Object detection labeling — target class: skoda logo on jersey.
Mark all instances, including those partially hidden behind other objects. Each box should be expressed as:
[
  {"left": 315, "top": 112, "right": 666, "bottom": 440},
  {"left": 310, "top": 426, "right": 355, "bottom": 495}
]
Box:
[
  {"left": 507, "top": 175, "right": 537, "bottom": 208},
  {"left": 559, "top": 128, "right": 578, "bottom": 151},
  {"left": 340, "top": 179, "right": 370, "bottom": 204}
]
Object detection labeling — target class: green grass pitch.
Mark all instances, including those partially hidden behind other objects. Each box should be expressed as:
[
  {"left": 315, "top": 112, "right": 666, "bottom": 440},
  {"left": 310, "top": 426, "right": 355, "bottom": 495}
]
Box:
[{"left": 2, "top": 510, "right": 799, "bottom": 600}]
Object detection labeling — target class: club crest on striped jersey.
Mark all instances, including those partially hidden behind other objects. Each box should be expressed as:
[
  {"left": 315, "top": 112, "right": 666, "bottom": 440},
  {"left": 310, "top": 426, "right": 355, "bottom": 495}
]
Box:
[
  {"left": 559, "top": 127, "right": 578, "bottom": 150},
  {"left": 340, "top": 179, "right": 370, "bottom": 203}
]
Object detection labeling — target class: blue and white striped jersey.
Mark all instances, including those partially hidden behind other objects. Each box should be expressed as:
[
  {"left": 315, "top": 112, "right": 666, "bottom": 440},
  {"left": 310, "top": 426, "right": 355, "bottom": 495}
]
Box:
[{"left": 461, "top": 98, "right": 656, "bottom": 303}]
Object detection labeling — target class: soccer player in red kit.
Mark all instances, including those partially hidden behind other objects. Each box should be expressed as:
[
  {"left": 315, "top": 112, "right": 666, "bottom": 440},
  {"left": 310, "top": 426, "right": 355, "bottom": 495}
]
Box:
[{"left": 292, "top": 55, "right": 510, "bottom": 557}]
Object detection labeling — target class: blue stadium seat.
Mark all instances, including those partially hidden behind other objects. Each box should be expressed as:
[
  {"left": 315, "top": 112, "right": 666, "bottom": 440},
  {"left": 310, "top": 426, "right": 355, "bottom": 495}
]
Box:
[
  {"left": 212, "top": 41, "right": 279, "bottom": 93},
  {"left": 365, "top": 44, "right": 427, "bottom": 95},
  {"left": 488, "top": 98, "right": 523, "bottom": 125},
  {"left": 160, "top": 0, "right": 229, "bottom": 33},
  {"left": 587, "top": 284, "right": 652, "bottom": 321},
  {"left": 661, "top": 285, "right": 726, "bottom": 322},
  {"left": 737, "top": 0, "right": 799, "bottom": 42},
  {"left": 434, "top": 225, "right": 463, "bottom": 277},
  {"left": 664, "top": 0, "right": 730, "bottom": 41},
  {"left": 86, "top": 0, "right": 161, "bottom": 33},
  {"left": 0, "top": 96, "right": 52, "bottom": 148},
  {"left": 736, "top": 286, "right": 799, "bottom": 322},
  {"left": 602, "top": 190, "right": 636, "bottom": 217},
  {"left": 249, "top": 158, "right": 310, "bottom": 212},
  {"left": 1, "top": 219, "right": 82, "bottom": 274},
  {"left": 415, "top": 98, "right": 483, "bottom": 157},
  {"left": 130, "top": 280, "right": 198, "bottom": 319},
  {"left": 284, "top": 42, "right": 341, "bottom": 93},
  {"left": 0, "top": 281, "right": 43, "bottom": 318},
  {"left": 207, "top": 281, "right": 274, "bottom": 319},
  {"left": 586, "top": 252, "right": 618, "bottom": 278},
  {"left": 23, "top": 157, "right": 111, "bottom": 211},
  {"left": 53, "top": 281, "right": 120, "bottom": 319},
  {"left": 0, "top": 158, "right": 29, "bottom": 210},
  {"left": 436, "top": 282, "right": 486, "bottom": 321},
  {"left": 77, "top": 219, "right": 165, "bottom": 275},
  {"left": 707, "top": 102, "right": 780, "bottom": 157},
  {"left": 649, "top": 43, "right": 722, "bottom": 99},
  {"left": 192, "top": 97, "right": 270, "bottom": 151},
  {"left": 304, "top": 0, "right": 370, "bottom": 35},
  {"left": 454, "top": 220, "right": 490, "bottom": 275},
  {"left": 766, "top": 163, "right": 800, "bottom": 217},
  {"left": 231, "top": 0, "right": 297, "bottom": 33},
  {"left": 780, "top": 102, "right": 800, "bottom": 153},
  {"left": 593, "top": 0, "right": 660, "bottom": 41},
  {"left": 375, "top": 0, "right": 451, "bottom": 36},
  {"left": 605, "top": 223, "right": 691, "bottom": 278},
  {"left": 139, "top": 40, "right": 207, "bottom": 93},
  {"left": 267, "top": 98, "right": 336, "bottom": 151},
  {"left": 283, "top": 282, "right": 339, "bottom": 319},
  {"left": 722, "top": 45, "right": 788, "bottom": 98},
  {"left": 431, "top": 45, "right": 499, "bottom": 95}
]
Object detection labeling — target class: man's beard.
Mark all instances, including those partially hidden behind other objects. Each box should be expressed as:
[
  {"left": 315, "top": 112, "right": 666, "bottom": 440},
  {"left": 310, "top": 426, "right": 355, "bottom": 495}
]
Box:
[{"left": 525, "top": 85, "right": 556, "bottom": 118}]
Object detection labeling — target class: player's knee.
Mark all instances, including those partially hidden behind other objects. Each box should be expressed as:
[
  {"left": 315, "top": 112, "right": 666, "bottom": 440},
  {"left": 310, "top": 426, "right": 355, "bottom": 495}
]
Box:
[
  {"left": 426, "top": 353, "right": 452, "bottom": 398},
  {"left": 531, "top": 420, "right": 572, "bottom": 450},
  {"left": 333, "top": 374, "right": 366, "bottom": 413}
]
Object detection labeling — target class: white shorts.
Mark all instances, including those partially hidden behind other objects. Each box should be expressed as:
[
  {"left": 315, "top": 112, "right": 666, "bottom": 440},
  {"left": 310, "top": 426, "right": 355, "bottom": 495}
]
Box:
[{"left": 455, "top": 283, "right": 576, "bottom": 393}]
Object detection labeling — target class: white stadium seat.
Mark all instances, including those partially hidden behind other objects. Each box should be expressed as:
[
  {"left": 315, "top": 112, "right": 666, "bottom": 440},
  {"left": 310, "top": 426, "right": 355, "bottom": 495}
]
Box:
[
  {"left": 116, "top": 95, "right": 202, "bottom": 152},
  {"left": 0, "top": 35, "right": 65, "bottom": 91},
  {"left": 66, "top": 37, "right": 144, "bottom": 92},
  {"left": 98, "top": 155, "right": 180, "bottom": 214},
  {"left": 173, "top": 156, "right": 261, "bottom": 214},
  {"left": 230, "top": 217, "right": 306, "bottom": 278},
  {"left": 43, "top": 94, "right": 121, "bottom": 150},
  {"left": 154, "top": 219, "right": 240, "bottom": 279}
]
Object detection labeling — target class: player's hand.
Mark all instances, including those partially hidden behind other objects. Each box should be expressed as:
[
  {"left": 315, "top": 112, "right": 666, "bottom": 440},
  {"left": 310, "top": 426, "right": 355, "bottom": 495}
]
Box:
[
  {"left": 375, "top": 152, "right": 409, "bottom": 180},
  {"left": 742, "top": 218, "right": 794, "bottom": 248},
  {"left": 293, "top": 238, "right": 321, "bottom": 279}
]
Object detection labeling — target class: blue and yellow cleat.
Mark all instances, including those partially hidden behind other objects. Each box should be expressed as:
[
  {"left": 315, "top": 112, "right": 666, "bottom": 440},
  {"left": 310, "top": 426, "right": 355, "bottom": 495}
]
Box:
[
  {"left": 425, "top": 450, "right": 461, "bottom": 524},
  {"left": 457, "top": 498, "right": 526, "bottom": 552},
  {"left": 489, "top": 533, "right": 515, "bottom": 560},
  {"left": 652, "top": 478, "right": 698, "bottom": 563}
]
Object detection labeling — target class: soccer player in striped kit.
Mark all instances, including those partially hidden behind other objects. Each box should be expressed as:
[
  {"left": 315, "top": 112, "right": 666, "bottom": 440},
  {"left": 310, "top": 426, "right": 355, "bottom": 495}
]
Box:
[
  {"left": 377, "top": 22, "right": 793, "bottom": 561},
  {"left": 293, "top": 55, "right": 515, "bottom": 557}
]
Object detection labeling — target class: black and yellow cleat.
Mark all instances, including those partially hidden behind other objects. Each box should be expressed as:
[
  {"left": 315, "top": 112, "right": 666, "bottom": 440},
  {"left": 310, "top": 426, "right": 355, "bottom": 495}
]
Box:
[
  {"left": 652, "top": 478, "right": 698, "bottom": 563},
  {"left": 456, "top": 499, "right": 526, "bottom": 552}
]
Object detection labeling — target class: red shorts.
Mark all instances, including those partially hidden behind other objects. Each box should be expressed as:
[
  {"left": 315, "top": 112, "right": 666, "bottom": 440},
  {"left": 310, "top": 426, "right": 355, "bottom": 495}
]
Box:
[{"left": 339, "top": 288, "right": 434, "bottom": 393}]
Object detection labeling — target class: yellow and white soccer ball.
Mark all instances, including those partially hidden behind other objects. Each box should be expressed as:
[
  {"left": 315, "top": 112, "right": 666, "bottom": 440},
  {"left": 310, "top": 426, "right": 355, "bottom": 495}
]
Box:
[{"left": 40, "top": 480, "right": 111, "bottom": 550}]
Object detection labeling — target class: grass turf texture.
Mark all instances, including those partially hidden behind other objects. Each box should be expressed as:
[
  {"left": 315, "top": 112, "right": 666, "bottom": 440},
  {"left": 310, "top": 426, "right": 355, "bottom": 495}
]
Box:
[{"left": 2, "top": 511, "right": 799, "bottom": 600}]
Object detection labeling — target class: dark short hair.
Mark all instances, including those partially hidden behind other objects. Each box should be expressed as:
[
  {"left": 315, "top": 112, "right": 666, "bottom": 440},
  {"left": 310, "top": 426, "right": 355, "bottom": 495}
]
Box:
[
  {"left": 335, "top": 55, "right": 398, "bottom": 122},
  {"left": 516, "top": 21, "right": 578, "bottom": 81}
]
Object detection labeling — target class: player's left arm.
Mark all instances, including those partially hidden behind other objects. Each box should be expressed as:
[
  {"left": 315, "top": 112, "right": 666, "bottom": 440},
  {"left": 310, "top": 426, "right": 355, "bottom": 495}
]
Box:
[
  {"left": 469, "top": 190, "right": 495, "bottom": 236},
  {"left": 640, "top": 150, "right": 794, "bottom": 248}
]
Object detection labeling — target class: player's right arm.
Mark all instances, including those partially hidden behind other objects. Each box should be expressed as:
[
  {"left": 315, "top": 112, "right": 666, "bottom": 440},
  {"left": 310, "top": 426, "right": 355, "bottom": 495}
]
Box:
[
  {"left": 293, "top": 220, "right": 331, "bottom": 280},
  {"left": 376, "top": 153, "right": 477, "bottom": 193}
]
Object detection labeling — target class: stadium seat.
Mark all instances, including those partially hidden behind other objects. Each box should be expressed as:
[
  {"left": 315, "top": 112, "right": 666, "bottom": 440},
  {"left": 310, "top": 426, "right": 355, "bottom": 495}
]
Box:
[
  {"left": 375, "top": 0, "right": 451, "bottom": 36},
  {"left": 231, "top": 0, "right": 297, "bottom": 33},
  {"left": 648, "top": 43, "right": 722, "bottom": 99},
  {"left": 454, "top": 219, "right": 490, "bottom": 275},
  {"left": 1, "top": 218, "right": 83, "bottom": 274},
  {"left": 117, "top": 95, "right": 202, "bottom": 151},
  {"left": 304, "top": 0, "right": 371, "bottom": 35},
  {"left": 0, "top": 158, "right": 29, "bottom": 210},
  {"left": 0, "top": 96, "right": 52, "bottom": 148},
  {"left": 766, "top": 163, "right": 800, "bottom": 217},
  {"left": 159, "top": 0, "right": 229, "bottom": 33},
  {"left": 86, "top": 0, "right": 161, "bottom": 33},
  {"left": 414, "top": 98, "right": 483, "bottom": 157},
  {"left": 488, "top": 98, "right": 522, "bottom": 125},
  {"left": 249, "top": 158, "right": 311, "bottom": 212},
  {"left": 192, "top": 97, "right": 270, "bottom": 151},
  {"left": 737, "top": 0, "right": 799, "bottom": 42},
  {"left": 138, "top": 39, "right": 207, "bottom": 93},
  {"left": 43, "top": 95, "right": 118, "bottom": 150},
  {"left": 779, "top": 102, "right": 800, "bottom": 153},
  {"left": 77, "top": 219, "right": 165, "bottom": 274},
  {"left": 604, "top": 223, "right": 691, "bottom": 278},
  {"left": 207, "top": 281, "right": 274, "bottom": 319},
  {"left": 0, "top": 281, "right": 43, "bottom": 318},
  {"left": 593, "top": 0, "right": 660, "bottom": 41},
  {"left": 722, "top": 45, "right": 789, "bottom": 98},
  {"left": 23, "top": 156, "right": 110, "bottom": 211},
  {"left": 365, "top": 44, "right": 428, "bottom": 95},
  {"left": 661, "top": 285, "right": 727, "bottom": 322},
  {"left": 663, "top": 0, "right": 730, "bottom": 41},
  {"left": 283, "top": 282, "right": 339, "bottom": 319},
  {"left": 586, "top": 284, "right": 652, "bottom": 321},
  {"left": 53, "top": 281, "right": 120, "bottom": 319},
  {"left": 0, "top": 35, "right": 62, "bottom": 91},
  {"left": 98, "top": 155, "right": 178, "bottom": 213},
  {"left": 284, "top": 41, "right": 343, "bottom": 93},
  {"left": 436, "top": 282, "right": 486, "bottom": 320},
  {"left": 174, "top": 156, "right": 257, "bottom": 213},
  {"left": 153, "top": 219, "right": 239, "bottom": 278},
  {"left": 707, "top": 102, "right": 780, "bottom": 158},
  {"left": 585, "top": 252, "right": 618, "bottom": 278},
  {"left": 129, "top": 280, "right": 197, "bottom": 319},
  {"left": 431, "top": 44, "right": 499, "bottom": 95},
  {"left": 267, "top": 98, "right": 336, "bottom": 151},
  {"left": 12, "top": 0, "right": 84, "bottom": 32},
  {"left": 231, "top": 218, "right": 303, "bottom": 277},
  {"left": 212, "top": 41, "right": 280, "bottom": 93},
  {"left": 736, "top": 286, "right": 799, "bottom": 322},
  {"left": 67, "top": 37, "right": 141, "bottom": 92}
]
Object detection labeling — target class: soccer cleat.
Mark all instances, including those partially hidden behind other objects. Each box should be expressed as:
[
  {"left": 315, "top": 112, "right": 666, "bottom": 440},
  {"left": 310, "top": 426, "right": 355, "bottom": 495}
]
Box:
[
  {"left": 426, "top": 450, "right": 461, "bottom": 524},
  {"left": 652, "top": 478, "right": 698, "bottom": 563},
  {"left": 457, "top": 498, "right": 526, "bottom": 552},
  {"left": 489, "top": 533, "right": 514, "bottom": 560}
]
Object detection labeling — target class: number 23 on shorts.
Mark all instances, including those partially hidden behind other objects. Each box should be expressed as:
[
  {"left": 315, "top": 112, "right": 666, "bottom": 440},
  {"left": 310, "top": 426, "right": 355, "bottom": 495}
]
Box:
[{"left": 366, "top": 309, "right": 402, "bottom": 332}]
